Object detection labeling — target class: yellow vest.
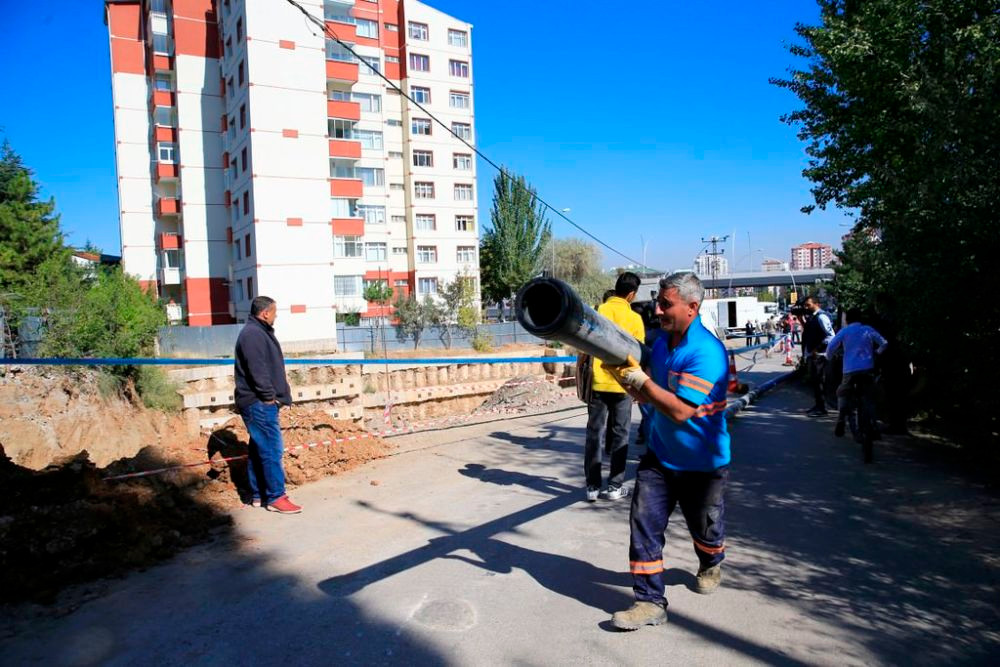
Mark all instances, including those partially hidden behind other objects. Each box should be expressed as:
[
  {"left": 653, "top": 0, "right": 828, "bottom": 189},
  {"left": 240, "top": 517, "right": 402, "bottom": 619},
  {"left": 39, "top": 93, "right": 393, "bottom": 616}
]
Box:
[{"left": 591, "top": 296, "right": 646, "bottom": 393}]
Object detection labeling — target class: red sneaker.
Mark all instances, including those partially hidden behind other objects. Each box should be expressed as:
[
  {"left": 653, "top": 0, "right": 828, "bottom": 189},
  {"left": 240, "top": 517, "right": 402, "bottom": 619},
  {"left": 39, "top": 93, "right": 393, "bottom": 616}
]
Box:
[{"left": 266, "top": 495, "right": 302, "bottom": 514}]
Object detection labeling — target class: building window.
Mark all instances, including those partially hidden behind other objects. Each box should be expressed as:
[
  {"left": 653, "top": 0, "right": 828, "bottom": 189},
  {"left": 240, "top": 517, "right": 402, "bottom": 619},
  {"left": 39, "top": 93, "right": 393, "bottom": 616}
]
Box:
[
  {"left": 329, "top": 158, "right": 356, "bottom": 178},
  {"left": 448, "top": 29, "right": 468, "bottom": 47},
  {"left": 355, "top": 18, "right": 378, "bottom": 38},
  {"left": 225, "top": 37, "right": 233, "bottom": 58},
  {"left": 244, "top": 234, "right": 251, "bottom": 257},
  {"left": 363, "top": 278, "right": 388, "bottom": 294},
  {"left": 453, "top": 153, "right": 472, "bottom": 170},
  {"left": 238, "top": 60, "right": 245, "bottom": 86},
  {"left": 153, "top": 33, "right": 171, "bottom": 54},
  {"left": 418, "top": 277, "right": 438, "bottom": 294},
  {"left": 409, "top": 53, "right": 429, "bottom": 71},
  {"left": 449, "top": 91, "right": 470, "bottom": 109},
  {"left": 388, "top": 150, "right": 404, "bottom": 159},
  {"left": 352, "top": 92, "right": 381, "bottom": 113},
  {"left": 157, "top": 142, "right": 177, "bottom": 163},
  {"left": 408, "top": 22, "right": 428, "bottom": 40},
  {"left": 227, "top": 77, "right": 235, "bottom": 99},
  {"left": 241, "top": 147, "right": 248, "bottom": 172},
  {"left": 356, "top": 167, "right": 385, "bottom": 186},
  {"left": 391, "top": 215, "right": 405, "bottom": 223},
  {"left": 329, "top": 88, "right": 351, "bottom": 101},
  {"left": 326, "top": 41, "right": 356, "bottom": 63},
  {"left": 449, "top": 60, "right": 469, "bottom": 78},
  {"left": 328, "top": 118, "right": 354, "bottom": 139},
  {"left": 415, "top": 214, "right": 435, "bottom": 231},
  {"left": 451, "top": 122, "right": 471, "bottom": 140},
  {"left": 334, "top": 235, "right": 363, "bottom": 258},
  {"left": 334, "top": 275, "right": 363, "bottom": 296},
  {"left": 236, "top": 18, "right": 243, "bottom": 42},
  {"left": 384, "top": 22, "right": 398, "bottom": 32},
  {"left": 454, "top": 184, "right": 474, "bottom": 201},
  {"left": 239, "top": 104, "right": 246, "bottom": 129},
  {"left": 412, "top": 118, "right": 432, "bottom": 135},
  {"left": 228, "top": 115, "right": 236, "bottom": 140},
  {"left": 164, "top": 248, "right": 181, "bottom": 269},
  {"left": 390, "top": 182, "right": 405, "bottom": 190},
  {"left": 386, "top": 119, "right": 402, "bottom": 127},
  {"left": 154, "top": 72, "right": 173, "bottom": 91},
  {"left": 235, "top": 278, "right": 244, "bottom": 302},
  {"left": 392, "top": 246, "right": 407, "bottom": 255},
  {"left": 457, "top": 246, "right": 475, "bottom": 263},
  {"left": 355, "top": 129, "right": 383, "bottom": 150},
  {"left": 154, "top": 107, "right": 174, "bottom": 126},
  {"left": 414, "top": 182, "right": 434, "bottom": 199},
  {"left": 412, "top": 150, "right": 433, "bottom": 167},
  {"left": 359, "top": 55, "right": 380, "bottom": 76},
  {"left": 330, "top": 198, "right": 357, "bottom": 218},
  {"left": 410, "top": 86, "right": 431, "bottom": 104},
  {"left": 230, "top": 159, "right": 238, "bottom": 181},
  {"left": 416, "top": 246, "right": 437, "bottom": 263},
  {"left": 234, "top": 239, "right": 241, "bottom": 261},
  {"left": 358, "top": 205, "right": 385, "bottom": 225},
  {"left": 247, "top": 276, "right": 253, "bottom": 299},
  {"left": 386, "top": 55, "right": 400, "bottom": 64},
  {"left": 242, "top": 191, "right": 250, "bottom": 215},
  {"left": 324, "top": 1, "right": 353, "bottom": 23},
  {"left": 455, "top": 215, "right": 475, "bottom": 232},
  {"left": 365, "top": 242, "right": 387, "bottom": 262}
]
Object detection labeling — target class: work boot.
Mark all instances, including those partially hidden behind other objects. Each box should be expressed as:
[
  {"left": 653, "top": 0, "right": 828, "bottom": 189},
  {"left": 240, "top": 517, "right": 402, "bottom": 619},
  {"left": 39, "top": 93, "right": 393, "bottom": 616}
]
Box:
[
  {"left": 611, "top": 601, "right": 667, "bottom": 631},
  {"left": 266, "top": 495, "right": 302, "bottom": 514},
  {"left": 696, "top": 564, "right": 722, "bottom": 594}
]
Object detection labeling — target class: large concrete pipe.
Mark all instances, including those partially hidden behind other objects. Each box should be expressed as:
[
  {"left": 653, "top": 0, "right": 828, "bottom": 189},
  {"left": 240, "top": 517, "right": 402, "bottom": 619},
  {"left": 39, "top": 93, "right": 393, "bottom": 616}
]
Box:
[{"left": 515, "top": 277, "right": 650, "bottom": 366}]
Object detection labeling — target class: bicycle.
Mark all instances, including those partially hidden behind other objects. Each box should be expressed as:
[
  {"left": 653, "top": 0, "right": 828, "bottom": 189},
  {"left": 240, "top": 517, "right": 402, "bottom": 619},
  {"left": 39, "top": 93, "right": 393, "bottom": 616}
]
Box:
[{"left": 837, "top": 371, "right": 879, "bottom": 463}]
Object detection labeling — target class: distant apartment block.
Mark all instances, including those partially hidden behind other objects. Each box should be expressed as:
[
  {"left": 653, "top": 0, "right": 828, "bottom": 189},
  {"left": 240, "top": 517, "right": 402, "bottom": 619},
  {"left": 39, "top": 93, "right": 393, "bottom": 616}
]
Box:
[
  {"left": 790, "top": 242, "right": 833, "bottom": 270},
  {"left": 693, "top": 253, "right": 729, "bottom": 278},
  {"left": 104, "top": 0, "right": 479, "bottom": 343},
  {"left": 760, "top": 258, "right": 787, "bottom": 272}
]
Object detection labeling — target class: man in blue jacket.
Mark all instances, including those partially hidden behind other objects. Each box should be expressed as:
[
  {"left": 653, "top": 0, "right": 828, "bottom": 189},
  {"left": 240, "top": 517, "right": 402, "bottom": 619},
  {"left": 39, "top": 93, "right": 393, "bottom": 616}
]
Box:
[{"left": 234, "top": 296, "right": 300, "bottom": 514}]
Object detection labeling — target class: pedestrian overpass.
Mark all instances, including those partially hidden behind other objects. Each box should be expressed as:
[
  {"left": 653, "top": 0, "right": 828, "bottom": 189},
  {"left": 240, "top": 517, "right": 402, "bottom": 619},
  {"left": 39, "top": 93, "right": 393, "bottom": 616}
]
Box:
[{"left": 638, "top": 268, "right": 835, "bottom": 294}]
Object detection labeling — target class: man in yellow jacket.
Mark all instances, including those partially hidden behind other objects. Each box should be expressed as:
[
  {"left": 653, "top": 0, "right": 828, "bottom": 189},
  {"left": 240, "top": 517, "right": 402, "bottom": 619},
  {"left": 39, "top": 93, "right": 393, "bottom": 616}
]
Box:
[{"left": 586, "top": 271, "right": 646, "bottom": 501}]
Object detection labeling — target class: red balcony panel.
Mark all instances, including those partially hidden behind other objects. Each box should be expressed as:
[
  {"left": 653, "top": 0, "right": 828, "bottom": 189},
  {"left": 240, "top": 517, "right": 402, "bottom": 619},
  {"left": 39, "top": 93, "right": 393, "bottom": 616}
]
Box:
[
  {"left": 224, "top": 190, "right": 231, "bottom": 207},
  {"left": 385, "top": 61, "right": 401, "bottom": 80},
  {"left": 329, "top": 139, "right": 361, "bottom": 158},
  {"left": 153, "top": 90, "right": 175, "bottom": 107},
  {"left": 158, "top": 233, "right": 182, "bottom": 249},
  {"left": 327, "top": 100, "right": 361, "bottom": 120},
  {"left": 152, "top": 54, "right": 173, "bottom": 71},
  {"left": 290, "top": 304, "right": 307, "bottom": 314},
  {"left": 324, "top": 21, "right": 356, "bottom": 41},
  {"left": 156, "top": 163, "right": 179, "bottom": 181},
  {"left": 331, "top": 218, "right": 364, "bottom": 236},
  {"left": 157, "top": 197, "right": 180, "bottom": 215},
  {"left": 326, "top": 60, "right": 359, "bottom": 83},
  {"left": 329, "top": 178, "right": 363, "bottom": 198},
  {"left": 154, "top": 126, "right": 177, "bottom": 142}
]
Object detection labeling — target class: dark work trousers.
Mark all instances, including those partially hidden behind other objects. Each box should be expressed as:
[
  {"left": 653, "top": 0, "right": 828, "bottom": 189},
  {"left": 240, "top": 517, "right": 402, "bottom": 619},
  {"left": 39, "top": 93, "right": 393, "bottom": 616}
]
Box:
[
  {"left": 584, "top": 390, "right": 631, "bottom": 489},
  {"left": 629, "top": 452, "right": 728, "bottom": 607},
  {"left": 807, "top": 353, "right": 828, "bottom": 410}
]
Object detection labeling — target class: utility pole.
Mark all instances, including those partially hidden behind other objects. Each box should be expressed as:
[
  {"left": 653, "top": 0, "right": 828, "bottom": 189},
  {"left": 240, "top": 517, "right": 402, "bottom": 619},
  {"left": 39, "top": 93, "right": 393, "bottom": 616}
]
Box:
[{"left": 700, "top": 235, "right": 729, "bottom": 296}]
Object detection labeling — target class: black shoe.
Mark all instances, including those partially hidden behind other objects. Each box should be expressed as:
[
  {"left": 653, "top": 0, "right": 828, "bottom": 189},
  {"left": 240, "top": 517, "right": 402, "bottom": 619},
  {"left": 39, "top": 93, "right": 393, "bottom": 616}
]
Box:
[
  {"left": 807, "top": 407, "right": 828, "bottom": 417},
  {"left": 834, "top": 421, "right": 845, "bottom": 437}
]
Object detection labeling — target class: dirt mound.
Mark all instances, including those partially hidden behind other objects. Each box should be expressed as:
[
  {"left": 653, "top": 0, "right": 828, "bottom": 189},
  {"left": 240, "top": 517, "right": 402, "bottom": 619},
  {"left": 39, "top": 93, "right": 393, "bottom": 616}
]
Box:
[
  {"left": 478, "top": 375, "right": 574, "bottom": 414},
  {"left": 0, "top": 404, "right": 392, "bottom": 605},
  {"left": 0, "top": 366, "right": 187, "bottom": 470}
]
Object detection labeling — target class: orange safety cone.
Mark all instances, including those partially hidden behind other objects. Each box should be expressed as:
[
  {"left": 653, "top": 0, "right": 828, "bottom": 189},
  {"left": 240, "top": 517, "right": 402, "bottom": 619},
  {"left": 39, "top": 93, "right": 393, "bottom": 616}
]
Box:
[
  {"left": 727, "top": 351, "right": 740, "bottom": 393},
  {"left": 782, "top": 335, "right": 795, "bottom": 366}
]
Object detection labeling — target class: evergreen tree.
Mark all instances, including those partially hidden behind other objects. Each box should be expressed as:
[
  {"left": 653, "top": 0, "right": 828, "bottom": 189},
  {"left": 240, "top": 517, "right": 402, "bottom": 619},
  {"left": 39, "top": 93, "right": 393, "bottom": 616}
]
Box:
[
  {"left": 0, "top": 141, "right": 69, "bottom": 294},
  {"left": 479, "top": 170, "right": 551, "bottom": 305}
]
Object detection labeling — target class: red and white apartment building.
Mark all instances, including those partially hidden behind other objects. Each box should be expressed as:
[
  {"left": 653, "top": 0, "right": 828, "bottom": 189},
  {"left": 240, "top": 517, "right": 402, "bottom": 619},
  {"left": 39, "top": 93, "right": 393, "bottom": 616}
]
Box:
[
  {"left": 105, "top": 0, "right": 479, "bottom": 343},
  {"left": 790, "top": 242, "right": 833, "bottom": 270}
]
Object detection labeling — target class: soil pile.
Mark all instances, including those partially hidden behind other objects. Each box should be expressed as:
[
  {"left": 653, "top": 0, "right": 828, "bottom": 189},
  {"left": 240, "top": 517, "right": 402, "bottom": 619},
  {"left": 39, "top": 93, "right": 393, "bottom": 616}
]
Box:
[
  {"left": 0, "top": 404, "right": 392, "bottom": 605},
  {"left": 478, "top": 375, "right": 574, "bottom": 414},
  {"left": 0, "top": 366, "right": 186, "bottom": 470}
]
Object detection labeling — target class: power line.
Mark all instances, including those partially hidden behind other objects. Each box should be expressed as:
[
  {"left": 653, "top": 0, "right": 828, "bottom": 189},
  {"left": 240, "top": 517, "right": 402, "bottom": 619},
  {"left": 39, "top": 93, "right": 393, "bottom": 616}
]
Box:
[{"left": 280, "top": 0, "right": 656, "bottom": 272}]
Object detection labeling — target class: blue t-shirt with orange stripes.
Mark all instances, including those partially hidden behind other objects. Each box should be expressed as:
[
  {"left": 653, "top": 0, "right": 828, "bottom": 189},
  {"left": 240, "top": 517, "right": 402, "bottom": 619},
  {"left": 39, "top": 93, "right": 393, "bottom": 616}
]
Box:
[{"left": 648, "top": 317, "right": 731, "bottom": 471}]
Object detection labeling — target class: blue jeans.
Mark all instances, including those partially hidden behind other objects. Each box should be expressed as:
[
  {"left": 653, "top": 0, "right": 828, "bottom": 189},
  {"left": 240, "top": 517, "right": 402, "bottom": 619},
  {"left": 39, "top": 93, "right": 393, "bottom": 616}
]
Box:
[
  {"left": 239, "top": 401, "right": 286, "bottom": 503},
  {"left": 628, "top": 452, "right": 728, "bottom": 606}
]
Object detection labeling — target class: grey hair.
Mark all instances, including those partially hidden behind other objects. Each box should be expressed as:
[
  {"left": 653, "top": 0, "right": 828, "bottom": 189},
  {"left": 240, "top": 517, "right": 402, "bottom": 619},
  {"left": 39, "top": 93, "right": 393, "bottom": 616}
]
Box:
[{"left": 659, "top": 271, "right": 704, "bottom": 304}]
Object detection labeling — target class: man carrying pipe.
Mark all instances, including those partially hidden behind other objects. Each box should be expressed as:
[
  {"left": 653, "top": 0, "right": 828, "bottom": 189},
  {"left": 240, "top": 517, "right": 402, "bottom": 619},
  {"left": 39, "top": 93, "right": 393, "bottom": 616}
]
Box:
[{"left": 604, "top": 271, "right": 731, "bottom": 631}]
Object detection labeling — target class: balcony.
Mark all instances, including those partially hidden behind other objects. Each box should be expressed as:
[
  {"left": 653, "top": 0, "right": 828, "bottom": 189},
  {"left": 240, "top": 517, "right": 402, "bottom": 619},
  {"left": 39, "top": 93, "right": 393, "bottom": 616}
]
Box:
[
  {"left": 152, "top": 54, "right": 173, "bottom": 71},
  {"left": 325, "top": 21, "right": 357, "bottom": 42},
  {"left": 327, "top": 100, "right": 360, "bottom": 120},
  {"left": 329, "top": 139, "right": 361, "bottom": 158},
  {"left": 330, "top": 217, "right": 364, "bottom": 236},
  {"left": 160, "top": 267, "right": 182, "bottom": 285},
  {"left": 156, "top": 163, "right": 179, "bottom": 181},
  {"left": 157, "top": 196, "right": 180, "bottom": 216},
  {"left": 157, "top": 232, "right": 182, "bottom": 249},
  {"left": 154, "top": 125, "right": 177, "bottom": 142},
  {"left": 152, "top": 89, "right": 175, "bottom": 107},
  {"left": 326, "top": 60, "right": 359, "bottom": 83},
  {"left": 329, "top": 178, "right": 363, "bottom": 198}
]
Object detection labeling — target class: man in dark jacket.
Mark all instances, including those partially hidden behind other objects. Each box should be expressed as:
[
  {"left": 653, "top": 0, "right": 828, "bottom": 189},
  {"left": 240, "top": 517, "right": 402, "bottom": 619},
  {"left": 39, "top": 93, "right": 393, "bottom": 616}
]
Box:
[
  {"left": 801, "top": 296, "right": 835, "bottom": 416},
  {"left": 234, "top": 296, "right": 300, "bottom": 513}
]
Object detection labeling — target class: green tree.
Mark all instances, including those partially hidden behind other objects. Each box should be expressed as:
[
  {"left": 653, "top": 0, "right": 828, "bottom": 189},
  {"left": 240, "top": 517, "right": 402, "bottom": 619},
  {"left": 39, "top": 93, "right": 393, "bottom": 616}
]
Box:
[
  {"left": 362, "top": 279, "right": 394, "bottom": 353},
  {"left": 434, "top": 274, "right": 478, "bottom": 349},
  {"left": 544, "top": 237, "right": 611, "bottom": 306},
  {"left": 394, "top": 293, "right": 435, "bottom": 349},
  {"left": 479, "top": 170, "right": 551, "bottom": 305},
  {"left": 0, "top": 141, "right": 70, "bottom": 296},
  {"left": 773, "top": 0, "right": 1000, "bottom": 440}
]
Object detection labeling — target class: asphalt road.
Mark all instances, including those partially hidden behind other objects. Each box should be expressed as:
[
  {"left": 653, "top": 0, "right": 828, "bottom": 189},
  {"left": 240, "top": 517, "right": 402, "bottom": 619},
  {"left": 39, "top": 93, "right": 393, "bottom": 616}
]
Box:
[{"left": 2, "top": 358, "right": 999, "bottom": 666}]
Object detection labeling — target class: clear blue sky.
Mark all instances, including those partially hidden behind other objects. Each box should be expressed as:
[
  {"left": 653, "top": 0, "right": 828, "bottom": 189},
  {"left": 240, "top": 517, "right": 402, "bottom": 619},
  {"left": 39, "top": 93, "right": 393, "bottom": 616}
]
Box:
[{"left": 0, "top": 0, "right": 850, "bottom": 273}]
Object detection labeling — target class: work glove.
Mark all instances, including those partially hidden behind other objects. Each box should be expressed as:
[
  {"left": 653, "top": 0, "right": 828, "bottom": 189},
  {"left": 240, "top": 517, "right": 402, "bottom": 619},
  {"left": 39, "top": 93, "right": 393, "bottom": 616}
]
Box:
[{"left": 607, "top": 355, "right": 650, "bottom": 392}]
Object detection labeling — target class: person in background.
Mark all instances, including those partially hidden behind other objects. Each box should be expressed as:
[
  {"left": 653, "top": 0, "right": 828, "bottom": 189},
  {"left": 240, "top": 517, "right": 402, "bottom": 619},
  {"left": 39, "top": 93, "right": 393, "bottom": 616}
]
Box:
[
  {"left": 801, "top": 296, "right": 835, "bottom": 416},
  {"left": 234, "top": 296, "right": 301, "bottom": 514},
  {"left": 584, "top": 273, "right": 645, "bottom": 502},
  {"left": 826, "top": 308, "right": 888, "bottom": 438}
]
